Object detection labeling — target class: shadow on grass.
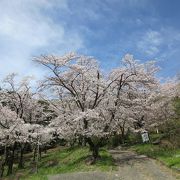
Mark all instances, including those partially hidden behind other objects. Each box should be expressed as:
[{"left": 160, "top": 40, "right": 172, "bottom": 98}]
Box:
[{"left": 3, "top": 146, "right": 116, "bottom": 180}]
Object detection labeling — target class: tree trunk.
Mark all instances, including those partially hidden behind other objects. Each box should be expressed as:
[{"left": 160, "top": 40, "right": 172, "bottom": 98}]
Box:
[
  {"left": 7, "top": 142, "right": 16, "bottom": 176},
  {"left": 35, "top": 141, "right": 40, "bottom": 173},
  {"left": 121, "top": 132, "right": 125, "bottom": 144},
  {"left": 44, "top": 146, "right": 47, "bottom": 154},
  {"left": 70, "top": 139, "right": 75, "bottom": 147},
  {"left": 0, "top": 160, "right": 5, "bottom": 178},
  {"left": 86, "top": 138, "right": 100, "bottom": 162},
  {"left": 92, "top": 145, "right": 99, "bottom": 160},
  {"left": 83, "top": 137, "right": 87, "bottom": 146},
  {"left": 0, "top": 145, "right": 8, "bottom": 178},
  {"left": 18, "top": 144, "right": 24, "bottom": 169},
  {"left": 78, "top": 136, "right": 83, "bottom": 146},
  {"left": 120, "top": 123, "right": 126, "bottom": 144},
  {"left": 33, "top": 147, "right": 37, "bottom": 162},
  {"left": 7, "top": 152, "right": 13, "bottom": 175},
  {"left": 39, "top": 147, "right": 42, "bottom": 160}
]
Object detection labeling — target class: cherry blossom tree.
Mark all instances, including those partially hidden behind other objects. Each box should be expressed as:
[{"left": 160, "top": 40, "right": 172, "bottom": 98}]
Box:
[
  {"left": 35, "top": 53, "right": 160, "bottom": 161},
  {"left": 0, "top": 51, "right": 178, "bottom": 173},
  {"left": 145, "top": 78, "right": 180, "bottom": 132},
  {"left": 35, "top": 53, "right": 113, "bottom": 160},
  {"left": 0, "top": 104, "right": 26, "bottom": 176},
  {"left": 0, "top": 74, "right": 53, "bottom": 175}
]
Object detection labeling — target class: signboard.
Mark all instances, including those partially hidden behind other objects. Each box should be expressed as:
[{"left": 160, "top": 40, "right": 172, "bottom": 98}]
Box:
[{"left": 141, "top": 131, "right": 149, "bottom": 143}]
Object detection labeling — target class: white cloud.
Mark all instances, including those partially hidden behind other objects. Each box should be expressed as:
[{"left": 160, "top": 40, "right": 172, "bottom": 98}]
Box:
[
  {"left": 137, "top": 27, "right": 180, "bottom": 58},
  {"left": 0, "top": 0, "right": 84, "bottom": 79},
  {"left": 137, "top": 30, "right": 162, "bottom": 56}
]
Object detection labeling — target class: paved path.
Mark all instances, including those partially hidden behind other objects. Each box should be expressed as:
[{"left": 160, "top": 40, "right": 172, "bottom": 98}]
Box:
[{"left": 48, "top": 149, "right": 179, "bottom": 180}]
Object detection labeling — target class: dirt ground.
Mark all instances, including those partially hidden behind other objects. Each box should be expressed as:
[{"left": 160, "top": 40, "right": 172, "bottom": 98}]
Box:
[{"left": 48, "top": 149, "right": 179, "bottom": 180}]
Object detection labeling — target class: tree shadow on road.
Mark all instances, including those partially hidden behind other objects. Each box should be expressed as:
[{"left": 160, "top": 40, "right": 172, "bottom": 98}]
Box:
[{"left": 109, "top": 150, "right": 148, "bottom": 167}]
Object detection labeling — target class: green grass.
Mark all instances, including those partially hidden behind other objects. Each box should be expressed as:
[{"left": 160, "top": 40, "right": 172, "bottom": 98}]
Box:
[
  {"left": 131, "top": 143, "right": 180, "bottom": 170},
  {"left": 3, "top": 146, "right": 116, "bottom": 180}
]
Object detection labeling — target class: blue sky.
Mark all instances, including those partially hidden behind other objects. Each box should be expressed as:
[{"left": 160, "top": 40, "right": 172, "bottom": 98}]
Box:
[{"left": 0, "top": 0, "right": 180, "bottom": 80}]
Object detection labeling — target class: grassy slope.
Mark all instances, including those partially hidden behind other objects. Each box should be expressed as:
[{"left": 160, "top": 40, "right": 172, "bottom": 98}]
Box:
[
  {"left": 3, "top": 146, "right": 116, "bottom": 180},
  {"left": 131, "top": 143, "right": 180, "bottom": 170}
]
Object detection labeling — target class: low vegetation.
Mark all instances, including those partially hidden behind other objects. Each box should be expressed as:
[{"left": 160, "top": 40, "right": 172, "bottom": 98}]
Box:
[
  {"left": 130, "top": 117, "right": 180, "bottom": 172},
  {"left": 131, "top": 143, "right": 180, "bottom": 171},
  {"left": 3, "top": 146, "right": 115, "bottom": 180}
]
